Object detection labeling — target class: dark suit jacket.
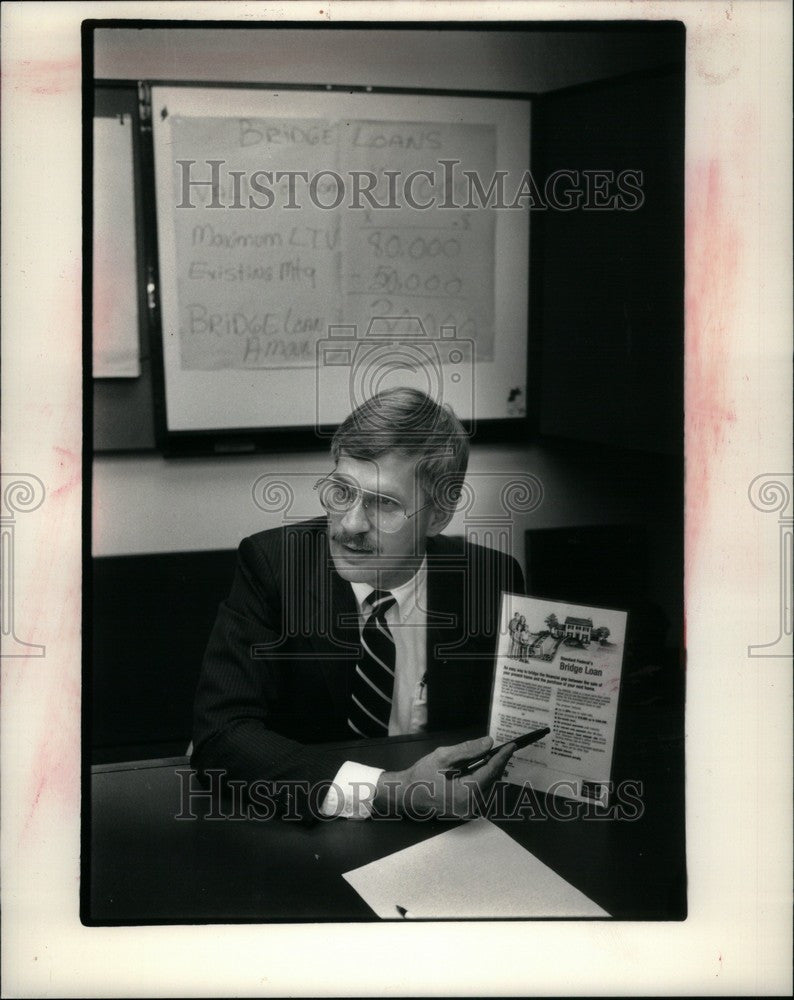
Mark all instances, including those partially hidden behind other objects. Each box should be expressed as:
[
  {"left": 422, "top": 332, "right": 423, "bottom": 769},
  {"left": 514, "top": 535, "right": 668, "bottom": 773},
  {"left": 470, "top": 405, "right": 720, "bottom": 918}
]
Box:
[{"left": 192, "top": 516, "right": 524, "bottom": 791}]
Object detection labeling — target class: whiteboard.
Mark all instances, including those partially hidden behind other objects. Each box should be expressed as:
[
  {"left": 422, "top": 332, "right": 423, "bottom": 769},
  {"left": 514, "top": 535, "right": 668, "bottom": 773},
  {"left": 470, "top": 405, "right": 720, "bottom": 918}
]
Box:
[{"left": 152, "top": 86, "right": 530, "bottom": 433}]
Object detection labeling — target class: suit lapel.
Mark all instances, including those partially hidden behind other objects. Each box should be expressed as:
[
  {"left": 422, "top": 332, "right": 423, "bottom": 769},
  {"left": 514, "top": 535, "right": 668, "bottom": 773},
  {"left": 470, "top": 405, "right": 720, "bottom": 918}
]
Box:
[
  {"left": 424, "top": 538, "right": 467, "bottom": 726},
  {"left": 301, "top": 522, "right": 361, "bottom": 725}
]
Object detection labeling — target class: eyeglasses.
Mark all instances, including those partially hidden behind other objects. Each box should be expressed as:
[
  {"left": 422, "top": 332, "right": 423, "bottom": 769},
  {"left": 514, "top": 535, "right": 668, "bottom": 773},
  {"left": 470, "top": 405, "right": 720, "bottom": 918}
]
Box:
[{"left": 313, "top": 475, "right": 433, "bottom": 533}]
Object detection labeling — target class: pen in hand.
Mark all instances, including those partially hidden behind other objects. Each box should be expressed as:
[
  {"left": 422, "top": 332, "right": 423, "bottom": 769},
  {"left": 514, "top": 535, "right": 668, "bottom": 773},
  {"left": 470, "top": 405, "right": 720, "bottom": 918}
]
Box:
[{"left": 441, "top": 726, "right": 551, "bottom": 780}]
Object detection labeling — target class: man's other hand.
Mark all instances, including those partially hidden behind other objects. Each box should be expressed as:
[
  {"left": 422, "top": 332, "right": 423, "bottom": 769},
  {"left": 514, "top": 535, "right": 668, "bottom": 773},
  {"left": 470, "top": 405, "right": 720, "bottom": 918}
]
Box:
[{"left": 373, "top": 736, "right": 516, "bottom": 819}]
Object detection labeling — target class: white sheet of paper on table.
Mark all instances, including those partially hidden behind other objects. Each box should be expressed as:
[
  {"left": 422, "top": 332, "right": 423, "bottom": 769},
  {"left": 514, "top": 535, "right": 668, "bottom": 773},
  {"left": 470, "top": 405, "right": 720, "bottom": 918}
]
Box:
[{"left": 342, "top": 817, "right": 609, "bottom": 919}]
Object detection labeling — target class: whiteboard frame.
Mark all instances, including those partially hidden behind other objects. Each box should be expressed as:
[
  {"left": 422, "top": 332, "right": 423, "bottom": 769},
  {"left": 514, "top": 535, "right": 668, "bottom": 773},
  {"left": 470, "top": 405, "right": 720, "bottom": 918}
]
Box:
[{"left": 143, "top": 81, "right": 533, "bottom": 455}]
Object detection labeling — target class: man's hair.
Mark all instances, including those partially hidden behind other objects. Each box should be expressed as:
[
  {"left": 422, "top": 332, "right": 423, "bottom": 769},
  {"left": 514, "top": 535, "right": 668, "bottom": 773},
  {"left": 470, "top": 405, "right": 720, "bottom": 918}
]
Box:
[{"left": 330, "top": 387, "right": 470, "bottom": 510}]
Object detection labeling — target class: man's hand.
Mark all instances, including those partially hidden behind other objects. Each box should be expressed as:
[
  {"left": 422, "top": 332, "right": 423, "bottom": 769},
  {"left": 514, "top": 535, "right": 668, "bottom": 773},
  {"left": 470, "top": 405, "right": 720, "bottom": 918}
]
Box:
[{"left": 373, "top": 736, "right": 516, "bottom": 819}]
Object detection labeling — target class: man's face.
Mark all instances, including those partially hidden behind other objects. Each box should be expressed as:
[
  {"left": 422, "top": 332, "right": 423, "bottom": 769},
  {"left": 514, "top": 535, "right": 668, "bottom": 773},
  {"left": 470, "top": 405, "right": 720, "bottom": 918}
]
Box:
[{"left": 326, "top": 450, "right": 444, "bottom": 589}]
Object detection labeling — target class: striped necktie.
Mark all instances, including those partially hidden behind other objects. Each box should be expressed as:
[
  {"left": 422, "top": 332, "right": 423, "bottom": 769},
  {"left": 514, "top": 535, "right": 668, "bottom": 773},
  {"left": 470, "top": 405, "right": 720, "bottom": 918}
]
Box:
[{"left": 348, "top": 590, "right": 397, "bottom": 738}]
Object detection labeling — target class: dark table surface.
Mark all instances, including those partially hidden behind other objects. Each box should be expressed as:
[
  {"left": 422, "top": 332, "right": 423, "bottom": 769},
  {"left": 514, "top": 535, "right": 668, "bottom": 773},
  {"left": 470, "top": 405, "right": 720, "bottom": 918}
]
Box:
[{"left": 87, "top": 721, "right": 685, "bottom": 924}]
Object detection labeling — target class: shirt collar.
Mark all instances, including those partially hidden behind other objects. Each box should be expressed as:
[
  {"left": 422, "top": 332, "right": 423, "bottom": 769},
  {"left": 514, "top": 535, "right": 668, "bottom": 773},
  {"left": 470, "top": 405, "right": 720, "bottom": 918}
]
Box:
[{"left": 350, "top": 556, "right": 428, "bottom": 621}]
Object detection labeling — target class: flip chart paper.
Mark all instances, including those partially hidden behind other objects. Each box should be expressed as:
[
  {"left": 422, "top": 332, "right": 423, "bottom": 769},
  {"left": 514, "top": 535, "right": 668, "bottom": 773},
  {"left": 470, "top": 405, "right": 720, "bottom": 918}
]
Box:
[
  {"left": 151, "top": 86, "right": 530, "bottom": 430},
  {"left": 93, "top": 115, "right": 140, "bottom": 378}
]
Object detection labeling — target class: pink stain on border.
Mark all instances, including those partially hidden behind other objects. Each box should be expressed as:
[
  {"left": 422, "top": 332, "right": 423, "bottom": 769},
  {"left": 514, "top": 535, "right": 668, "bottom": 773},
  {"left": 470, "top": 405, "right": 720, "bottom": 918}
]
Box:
[
  {"left": 51, "top": 446, "right": 81, "bottom": 499},
  {"left": 684, "top": 159, "right": 740, "bottom": 592},
  {"left": 5, "top": 57, "right": 81, "bottom": 97},
  {"left": 19, "top": 267, "right": 84, "bottom": 836},
  {"left": 23, "top": 671, "right": 81, "bottom": 838}
]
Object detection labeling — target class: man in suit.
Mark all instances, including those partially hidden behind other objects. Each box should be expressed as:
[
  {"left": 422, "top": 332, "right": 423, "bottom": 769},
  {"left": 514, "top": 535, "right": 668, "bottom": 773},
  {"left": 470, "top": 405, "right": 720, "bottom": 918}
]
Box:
[{"left": 192, "top": 387, "right": 524, "bottom": 819}]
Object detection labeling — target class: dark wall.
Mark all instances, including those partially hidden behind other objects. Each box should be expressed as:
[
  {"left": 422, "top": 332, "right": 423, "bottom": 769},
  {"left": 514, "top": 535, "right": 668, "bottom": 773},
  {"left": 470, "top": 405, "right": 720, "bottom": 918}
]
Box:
[
  {"left": 91, "top": 549, "right": 237, "bottom": 761},
  {"left": 534, "top": 66, "right": 685, "bottom": 455}
]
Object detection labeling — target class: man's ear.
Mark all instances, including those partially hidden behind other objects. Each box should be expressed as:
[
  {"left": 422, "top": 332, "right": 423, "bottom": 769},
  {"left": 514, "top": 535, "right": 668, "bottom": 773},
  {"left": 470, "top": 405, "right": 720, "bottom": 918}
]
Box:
[{"left": 425, "top": 504, "right": 454, "bottom": 537}]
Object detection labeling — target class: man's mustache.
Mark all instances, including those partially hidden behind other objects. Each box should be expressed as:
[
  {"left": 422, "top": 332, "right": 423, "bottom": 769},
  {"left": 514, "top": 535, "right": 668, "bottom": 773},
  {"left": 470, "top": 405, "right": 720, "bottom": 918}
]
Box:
[{"left": 331, "top": 531, "right": 377, "bottom": 553}]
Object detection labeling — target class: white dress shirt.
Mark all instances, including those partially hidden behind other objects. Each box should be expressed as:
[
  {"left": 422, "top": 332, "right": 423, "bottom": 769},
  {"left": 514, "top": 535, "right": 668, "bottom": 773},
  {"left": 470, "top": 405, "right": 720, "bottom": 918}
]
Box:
[{"left": 320, "top": 559, "right": 428, "bottom": 819}]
